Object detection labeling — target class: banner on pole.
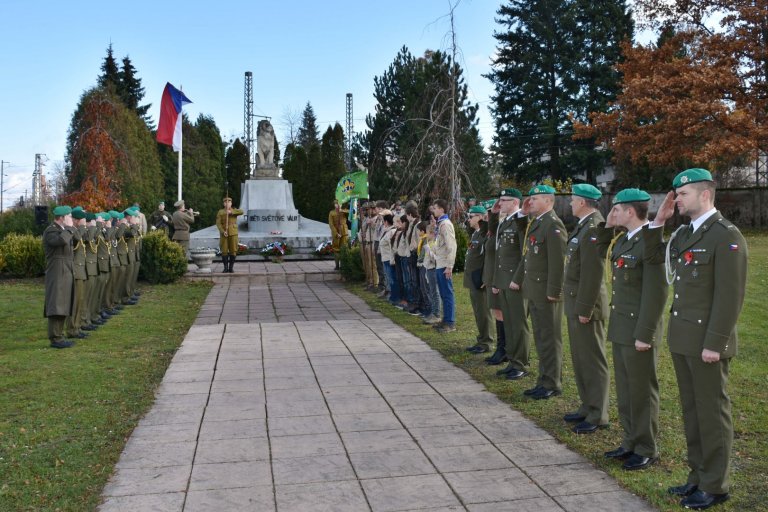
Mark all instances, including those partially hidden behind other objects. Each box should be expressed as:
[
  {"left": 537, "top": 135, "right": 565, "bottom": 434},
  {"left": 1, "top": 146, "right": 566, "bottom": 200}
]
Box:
[{"left": 335, "top": 171, "right": 369, "bottom": 204}]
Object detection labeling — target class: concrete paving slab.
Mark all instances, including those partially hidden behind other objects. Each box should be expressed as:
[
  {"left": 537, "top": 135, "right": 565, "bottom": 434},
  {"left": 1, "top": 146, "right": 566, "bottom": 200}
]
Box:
[
  {"left": 340, "top": 429, "right": 420, "bottom": 454},
  {"left": 199, "top": 418, "right": 267, "bottom": 440},
  {"left": 332, "top": 412, "right": 403, "bottom": 433},
  {"left": 349, "top": 449, "right": 436, "bottom": 479},
  {"left": 271, "top": 432, "right": 346, "bottom": 459},
  {"left": 274, "top": 480, "right": 368, "bottom": 512},
  {"left": 98, "top": 492, "right": 185, "bottom": 512},
  {"left": 423, "top": 444, "right": 514, "bottom": 473},
  {"left": 268, "top": 414, "right": 336, "bottom": 437},
  {"left": 361, "top": 474, "right": 461, "bottom": 512},
  {"left": 184, "top": 486, "right": 275, "bottom": 512},
  {"left": 272, "top": 454, "right": 356, "bottom": 485},
  {"left": 189, "top": 460, "right": 272, "bottom": 490},
  {"left": 195, "top": 438, "right": 270, "bottom": 463},
  {"left": 443, "top": 468, "right": 546, "bottom": 504}
]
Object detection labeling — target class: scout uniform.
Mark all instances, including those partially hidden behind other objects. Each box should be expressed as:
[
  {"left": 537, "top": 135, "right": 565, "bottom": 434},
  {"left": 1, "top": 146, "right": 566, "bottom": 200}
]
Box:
[
  {"left": 595, "top": 189, "right": 667, "bottom": 468},
  {"left": 172, "top": 200, "right": 195, "bottom": 255},
  {"left": 645, "top": 169, "right": 747, "bottom": 504},
  {"left": 463, "top": 205, "right": 493, "bottom": 352},
  {"left": 491, "top": 189, "right": 532, "bottom": 376},
  {"left": 43, "top": 206, "right": 75, "bottom": 348},
  {"left": 215, "top": 198, "right": 244, "bottom": 273},
  {"left": 66, "top": 208, "right": 89, "bottom": 339},
  {"left": 563, "top": 184, "right": 610, "bottom": 432},
  {"left": 519, "top": 185, "right": 567, "bottom": 398},
  {"left": 328, "top": 204, "right": 349, "bottom": 270}
]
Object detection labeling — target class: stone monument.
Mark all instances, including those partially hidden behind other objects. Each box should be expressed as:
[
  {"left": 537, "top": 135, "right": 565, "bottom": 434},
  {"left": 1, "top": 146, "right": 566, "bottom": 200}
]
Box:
[{"left": 189, "top": 119, "right": 331, "bottom": 256}]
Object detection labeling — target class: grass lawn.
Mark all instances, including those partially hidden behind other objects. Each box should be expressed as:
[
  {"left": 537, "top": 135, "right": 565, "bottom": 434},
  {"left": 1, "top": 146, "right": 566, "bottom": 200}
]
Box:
[
  {"left": 350, "top": 232, "right": 768, "bottom": 512},
  {"left": 0, "top": 278, "right": 212, "bottom": 511}
]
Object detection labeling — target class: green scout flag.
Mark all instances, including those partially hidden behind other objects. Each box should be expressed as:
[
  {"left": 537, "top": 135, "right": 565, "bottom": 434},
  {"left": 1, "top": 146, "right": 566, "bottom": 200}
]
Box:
[{"left": 335, "top": 171, "right": 369, "bottom": 204}]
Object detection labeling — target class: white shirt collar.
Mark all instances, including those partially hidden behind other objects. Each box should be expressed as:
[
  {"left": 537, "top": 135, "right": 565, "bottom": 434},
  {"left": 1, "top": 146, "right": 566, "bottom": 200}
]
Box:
[
  {"left": 691, "top": 208, "right": 718, "bottom": 233},
  {"left": 505, "top": 209, "right": 522, "bottom": 221},
  {"left": 626, "top": 221, "right": 649, "bottom": 240}
]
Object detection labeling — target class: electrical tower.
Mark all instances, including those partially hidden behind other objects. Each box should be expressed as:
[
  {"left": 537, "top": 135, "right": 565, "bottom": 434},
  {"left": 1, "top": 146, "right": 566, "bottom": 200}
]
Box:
[
  {"left": 31, "top": 153, "right": 46, "bottom": 206},
  {"left": 345, "top": 93, "right": 354, "bottom": 170},
  {"left": 244, "top": 71, "right": 255, "bottom": 174}
]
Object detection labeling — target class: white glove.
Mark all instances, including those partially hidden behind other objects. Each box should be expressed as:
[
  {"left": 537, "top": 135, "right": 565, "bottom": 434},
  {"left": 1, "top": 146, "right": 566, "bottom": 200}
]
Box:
[
  {"left": 151, "top": 226, "right": 157, "bottom": 230},
  {"left": 163, "top": 215, "right": 169, "bottom": 222}
]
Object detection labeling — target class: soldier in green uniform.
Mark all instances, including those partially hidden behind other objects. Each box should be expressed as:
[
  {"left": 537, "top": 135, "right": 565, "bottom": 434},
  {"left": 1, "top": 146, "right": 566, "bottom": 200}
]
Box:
[
  {"left": 463, "top": 205, "right": 494, "bottom": 353},
  {"left": 81, "top": 212, "right": 101, "bottom": 331},
  {"left": 646, "top": 169, "right": 747, "bottom": 510},
  {"left": 122, "top": 209, "right": 139, "bottom": 304},
  {"left": 595, "top": 188, "right": 667, "bottom": 470},
  {"left": 94, "top": 213, "right": 112, "bottom": 322},
  {"left": 43, "top": 206, "right": 76, "bottom": 349},
  {"left": 518, "top": 185, "right": 567, "bottom": 400},
  {"left": 329, "top": 200, "right": 350, "bottom": 270},
  {"left": 149, "top": 201, "right": 173, "bottom": 237},
  {"left": 172, "top": 199, "right": 196, "bottom": 257},
  {"left": 114, "top": 212, "right": 132, "bottom": 306},
  {"left": 66, "top": 207, "right": 89, "bottom": 340},
  {"left": 490, "top": 189, "right": 532, "bottom": 381},
  {"left": 562, "top": 184, "right": 610, "bottom": 433},
  {"left": 104, "top": 211, "right": 122, "bottom": 316},
  {"left": 216, "top": 197, "right": 244, "bottom": 273},
  {"left": 481, "top": 200, "right": 505, "bottom": 361}
]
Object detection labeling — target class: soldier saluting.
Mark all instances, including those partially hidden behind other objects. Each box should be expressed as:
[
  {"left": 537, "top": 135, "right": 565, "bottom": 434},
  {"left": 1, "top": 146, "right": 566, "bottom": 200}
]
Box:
[
  {"left": 646, "top": 168, "right": 747, "bottom": 510},
  {"left": 43, "top": 206, "right": 76, "bottom": 349}
]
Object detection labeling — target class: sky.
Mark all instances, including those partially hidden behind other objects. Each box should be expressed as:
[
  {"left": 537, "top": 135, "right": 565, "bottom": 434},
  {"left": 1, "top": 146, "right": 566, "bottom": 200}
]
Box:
[{"left": 0, "top": 0, "right": 502, "bottom": 207}]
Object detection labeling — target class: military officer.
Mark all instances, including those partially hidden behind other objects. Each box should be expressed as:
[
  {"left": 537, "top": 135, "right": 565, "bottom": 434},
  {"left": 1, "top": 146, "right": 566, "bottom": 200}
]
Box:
[
  {"left": 481, "top": 199, "right": 507, "bottom": 363},
  {"left": 122, "top": 209, "right": 139, "bottom": 304},
  {"left": 114, "top": 212, "right": 132, "bottom": 306},
  {"left": 128, "top": 207, "right": 142, "bottom": 299},
  {"left": 172, "top": 199, "right": 196, "bottom": 256},
  {"left": 66, "top": 207, "right": 89, "bottom": 340},
  {"left": 149, "top": 201, "right": 173, "bottom": 237},
  {"left": 94, "top": 212, "right": 113, "bottom": 322},
  {"left": 463, "top": 205, "right": 494, "bottom": 353},
  {"left": 104, "top": 211, "right": 123, "bottom": 316},
  {"left": 43, "top": 205, "right": 76, "bottom": 349},
  {"left": 82, "top": 212, "right": 102, "bottom": 330},
  {"left": 518, "top": 185, "right": 567, "bottom": 400},
  {"left": 595, "top": 188, "right": 667, "bottom": 470},
  {"left": 561, "top": 184, "right": 611, "bottom": 433},
  {"left": 646, "top": 169, "right": 747, "bottom": 510},
  {"left": 216, "top": 197, "right": 244, "bottom": 273},
  {"left": 490, "top": 189, "right": 532, "bottom": 381}
]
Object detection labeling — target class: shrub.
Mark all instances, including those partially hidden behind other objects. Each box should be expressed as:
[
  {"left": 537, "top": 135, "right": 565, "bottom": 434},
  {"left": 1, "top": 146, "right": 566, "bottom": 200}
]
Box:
[
  {"left": 139, "top": 231, "right": 187, "bottom": 284},
  {"left": 0, "top": 234, "right": 45, "bottom": 277},
  {"left": 339, "top": 244, "right": 365, "bottom": 282},
  {"left": 0, "top": 208, "right": 45, "bottom": 240},
  {"left": 452, "top": 220, "right": 468, "bottom": 273}
]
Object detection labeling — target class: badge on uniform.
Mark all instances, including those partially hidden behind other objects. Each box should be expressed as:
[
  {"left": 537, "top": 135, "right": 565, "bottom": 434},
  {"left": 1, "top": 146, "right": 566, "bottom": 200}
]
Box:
[{"left": 729, "top": 244, "right": 739, "bottom": 251}]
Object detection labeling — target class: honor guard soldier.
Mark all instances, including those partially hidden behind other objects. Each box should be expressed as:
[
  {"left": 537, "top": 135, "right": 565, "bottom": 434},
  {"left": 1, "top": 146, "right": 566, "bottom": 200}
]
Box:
[
  {"left": 82, "top": 212, "right": 101, "bottom": 330},
  {"left": 216, "top": 197, "right": 244, "bottom": 273},
  {"left": 490, "top": 188, "right": 532, "bottom": 381},
  {"left": 104, "top": 211, "right": 123, "bottom": 315},
  {"left": 646, "top": 169, "right": 747, "bottom": 510},
  {"left": 480, "top": 200, "right": 505, "bottom": 360},
  {"left": 172, "top": 199, "right": 196, "bottom": 256},
  {"left": 595, "top": 188, "right": 666, "bottom": 470},
  {"left": 66, "top": 207, "right": 89, "bottom": 340},
  {"left": 519, "top": 185, "right": 567, "bottom": 400},
  {"left": 94, "top": 213, "right": 112, "bottom": 322},
  {"left": 43, "top": 206, "right": 76, "bottom": 349},
  {"left": 463, "top": 205, "right": 494, "bottom": 353},
  {"left": 562, "top": 184, "right": 611, "bottom": 433},
  {"left": 149, "top": 201, "right": 173, "bottom": 236}
]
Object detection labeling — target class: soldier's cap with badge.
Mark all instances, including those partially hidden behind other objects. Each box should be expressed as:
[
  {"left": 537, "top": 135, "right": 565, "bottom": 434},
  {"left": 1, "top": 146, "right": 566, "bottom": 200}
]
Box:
[
  {"left": 109, "top": 210, "right": 120, "bottom": 219},
  {"left": 124, "top": 209, "right": 135, "bottom": 217},
  {"left": 572, "top": 183, "right": 602, "bottom": 200},
  {"left": 499, "top": 188, "right": 522, "bottom": 200},
  {"left": 72, "top": 208, "right": 87, "bottom": 220},
  {"left": 115, "top": 212, "right": 125, "bottom": 220},
  {"left": 528, "top": 184, "right": 556, "bottom": 196},
  {"left": 673, "top": 168, "right": 713, "bottom": 189},
  {"left": 52, "top": 205, "right": 72, "bottom": 217},
  {"left": 613, "top": 188, "right": 651, "bottom": 205},
  {"left": 468, "top": 205, "right": 487, "bottom": 215},
  {"left": 174, "top": 199, "right": 185, "bottom": 208},
  {"left": 85, "top": 212, "right": 97, "bottom": 222}
]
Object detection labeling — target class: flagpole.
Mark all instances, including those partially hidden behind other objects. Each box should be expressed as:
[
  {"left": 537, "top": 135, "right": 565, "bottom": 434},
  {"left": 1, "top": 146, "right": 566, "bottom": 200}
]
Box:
[{"left": 177, "top": 133, "right": 183, "bottom": 202}]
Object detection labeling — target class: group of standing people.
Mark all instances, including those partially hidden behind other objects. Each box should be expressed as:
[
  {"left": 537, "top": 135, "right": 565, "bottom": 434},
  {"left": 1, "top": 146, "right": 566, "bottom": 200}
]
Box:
[
  {"left": 43, "top": 205, "right": 146, "bottom": 349},
  {"left": 358, "top": 199, "right": 458, "bottom": 333},
  {"left": 461, "top": 168, "right": 745, "bottom": 510}
]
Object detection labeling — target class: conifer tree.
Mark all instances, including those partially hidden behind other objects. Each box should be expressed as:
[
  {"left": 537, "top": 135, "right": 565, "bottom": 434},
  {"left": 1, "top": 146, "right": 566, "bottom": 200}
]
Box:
[
  {"left": 225, "top": 138, "right": 250, "bottom": 206},
  {"left": 297, "top": 102, "right": 320, "bottom": 150},
  {"left": 97, "top": 43, "right": 120, "bottom": 89},
  {"left": 118, "top": 55, "right": 152, "bottom": 125}
]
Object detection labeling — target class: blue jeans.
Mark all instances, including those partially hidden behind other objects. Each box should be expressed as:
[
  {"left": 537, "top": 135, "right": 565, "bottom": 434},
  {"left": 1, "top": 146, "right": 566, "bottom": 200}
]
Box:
[
  {"left": 383, "top": 261, "right": 400, "bottom": 304},
  {"left": 418, "top": 266, "right": 432, "bottom": 316},
  {"left": 435, "top": 267, "right": 455, "bottom": 325}
]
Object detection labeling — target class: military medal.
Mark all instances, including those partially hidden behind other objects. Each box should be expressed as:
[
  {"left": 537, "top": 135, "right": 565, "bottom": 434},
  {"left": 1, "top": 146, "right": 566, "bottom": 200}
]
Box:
[
  {"left": 534, "top": 245, "right": 539, "bottom": 254},
  {"left": 692, "top": 268, "right": 699, "bottom": 279}
]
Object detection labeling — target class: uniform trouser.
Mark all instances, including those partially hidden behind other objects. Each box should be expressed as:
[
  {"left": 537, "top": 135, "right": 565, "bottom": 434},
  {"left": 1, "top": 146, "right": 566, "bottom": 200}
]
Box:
[
  {"left": 66, "top": 279, "right": 86, "bottom": 334},
  {"left": 361, "top": 243, "right": 372, "bottom": 284},
  {"left": 418, "top": 266, "right": 432, "bottom": 316},
  {"left": 113, "top": 264, "right": 127, "bottom": 304},
  {"left": 374, "top": 243, "right": 385, "bottom": 290},
  {"left": 613, "top": 342, "right": 659, "bottom": 458},
  {"left": 672, "top": 353, "right": 732, "bottom": 495},
  {"left": 468, "top": 286, "right": 493, "bottom": 347},
  {"left": 368, "top": 245, "right": 379, "bottom": 287},
  {"left": 83, "top": 276, "right": 97, "bottom": 324},
  {"left": 435, "top": 268, "right": 455, "bottom": 325},
  {"left": 220, "top": 235, "right": 237, "bottom": 255},
  {"left": 131, "top": 258, "right": 140, "bottom": 293},
  {"left": 175, "top": 239, "right": 190, "bottom": 259},
  {"left": 499, "top": 288, "right": 530, "bottom": 371},
  {"left": 124, "top": 262, "right": 134, "bottom": 299},
  {"left": 567, "top": 313, "right": 610, "bottom": 425},
  {"left": 48, "top": 315, "right": 66, "bottom": 342},
  {"left": 529, "top": 299, "right": 564, "bottom": 391},
  {"left": 104, "top": 268, "right": 116, "bottom": 309},
  {"left": 426, "top": 268, "right": 441, "bottom": 318},
  {"left": 93, "top": 272, "right": 109, "bottom": 319}
]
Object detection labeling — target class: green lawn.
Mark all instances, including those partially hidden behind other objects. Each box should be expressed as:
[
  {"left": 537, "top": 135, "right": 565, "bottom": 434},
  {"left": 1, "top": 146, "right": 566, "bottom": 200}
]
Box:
[
  {"left": 0, "top": 278, "right": 212, "bottom": 511},
  {"left": 350, "top": 233, "right": 768, "bottom": 512}
]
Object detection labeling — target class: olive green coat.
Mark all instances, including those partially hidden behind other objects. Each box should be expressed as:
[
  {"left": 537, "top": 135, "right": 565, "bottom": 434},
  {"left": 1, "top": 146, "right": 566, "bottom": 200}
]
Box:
[
  {"left": 519, "top": 210, "right": 567, "bottom": 302},
  {"left": 72, "top": 226, "right": 88, "bottom": 281},
  {"left": 172, "top": 210, "right": 195, "bottom": 241},
  {"left": 43, "top": 223, "right": 75, "bottom": 317},
  {"left": 85, "top": 226, "right": 99, "bottom": 278}
]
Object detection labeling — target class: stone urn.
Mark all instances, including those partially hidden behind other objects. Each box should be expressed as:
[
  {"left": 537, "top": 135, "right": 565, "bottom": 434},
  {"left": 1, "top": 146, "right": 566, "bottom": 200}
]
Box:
[{"left": 190, "top": 248, "right": 217, "bottom": 273}]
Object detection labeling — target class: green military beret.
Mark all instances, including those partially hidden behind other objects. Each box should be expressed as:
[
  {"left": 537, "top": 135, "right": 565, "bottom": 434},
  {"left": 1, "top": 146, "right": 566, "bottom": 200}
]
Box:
[
  {"left": 468, "top": 205, "right": 487, "bottom": 215},
  {"left": 109, "top": 210, "right": 120, "bottom": 219},
  {"left": 572, "top": 183, "right": 602, "bottom": 200},
  {"left": 52, "top": 205, "right": 72, "bottom": 216},
  {"left": 72, "top": 206, "right": 84, "bottom": 212},
  {"left": 124, "top": 209, "right": 135, "bottom": 217},
  {"left": 500, "top": 188, "right": 522, "bottom": 199},
  {"left": 72, "top": 209, "right": 87, "bottom": 220},
  {"left": 528, "top": 184, "right": 556, "bottom": 195},
  {"left": 158, "top": 201, "right": 165, "bottom": 206},
  {"left": 85, "top": 212, "right": 97, "bottom": 222},
  {"left": 96, "top": 212, "right": 107, "bottom": 222},
  {"left": 481, "top": 199, "right": 497, "bottom": 210},
  {"left": 613, "top": 188, "right": 651, "bottom": 204},
  {"left": 673, "top": 168, "right": 713, "bottom": 189},
  {"left": 115, "top": 212, "right": 125, "bottom": 220}
]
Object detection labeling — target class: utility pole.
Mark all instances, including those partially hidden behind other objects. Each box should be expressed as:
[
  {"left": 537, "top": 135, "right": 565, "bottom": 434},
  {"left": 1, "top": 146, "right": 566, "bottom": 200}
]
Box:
[
  {"left": 0, "top": 160, "right": 8, "bottom": 213},
  {"left": 32, "top": 154, "right": 46, "bottom": 206},
  {"left": 244, "top": 72, "right": 254, "bottom": 174},
  {"left": 345, "top": 93, "right": 354, "bottom": 171}
]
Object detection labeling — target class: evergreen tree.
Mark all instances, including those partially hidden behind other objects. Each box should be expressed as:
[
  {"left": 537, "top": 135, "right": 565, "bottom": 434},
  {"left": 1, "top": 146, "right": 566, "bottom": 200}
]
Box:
[
  {"left": 225, "top": 138, "right": 250, "bottom": 206},
  {"left": 97, "top": 43, "right": 120, "bottom": 89},
  {"left": 487, "top": 0, "right": 632, "bottom": 182},
  {"left": 297, "top": 102, "right": 320, "bottom": 150},
  {"left": 118, "top": 55, "right": 152, "bottom": 125}
]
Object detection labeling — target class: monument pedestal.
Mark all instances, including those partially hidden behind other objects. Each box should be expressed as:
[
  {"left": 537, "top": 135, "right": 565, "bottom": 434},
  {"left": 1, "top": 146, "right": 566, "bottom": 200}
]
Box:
[{"left": 189, "top": 178, "right": 331, "bottom": 255}]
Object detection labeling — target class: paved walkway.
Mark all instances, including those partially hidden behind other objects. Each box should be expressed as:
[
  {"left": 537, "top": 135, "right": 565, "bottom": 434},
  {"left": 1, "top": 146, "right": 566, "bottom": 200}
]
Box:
[{"left": 99, "top": 281, "right": 655, "bottom": 512}]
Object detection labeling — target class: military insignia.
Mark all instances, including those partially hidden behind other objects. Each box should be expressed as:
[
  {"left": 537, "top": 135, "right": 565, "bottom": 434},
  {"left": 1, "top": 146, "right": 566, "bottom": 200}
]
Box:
[
  {"left": 589, "top": 236, "right": 597, "bottom": 243},
  {"left": 570, "top": 237, "right": 578, "bottom": 244},
  {"left": 554, "top": 229, "right": 561, "bottom": 234},
  {"left": 692, "top": 268, "right": 699, "bottom": 278},
  {"left": 680, "top": 175, "right": 689, "bottom": 184},
  {"left": 729, "top": 244, "right": 739, "bottom": 251}
]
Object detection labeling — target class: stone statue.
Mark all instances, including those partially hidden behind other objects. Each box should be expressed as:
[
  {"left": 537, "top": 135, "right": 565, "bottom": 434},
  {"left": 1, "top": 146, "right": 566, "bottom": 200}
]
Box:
[{"left": 257, "top": 119, "right": 275, "bottom": 168}]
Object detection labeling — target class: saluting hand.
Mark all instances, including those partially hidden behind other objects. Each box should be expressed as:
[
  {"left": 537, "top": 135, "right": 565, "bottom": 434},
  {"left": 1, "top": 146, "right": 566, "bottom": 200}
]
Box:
[
  {"left": 521, "top": 197, "right": 532, "bottom": 216},
  {"left": 605, "top": 208, "right": 618, "bottom": 228},
  {"left": 653, "top": 191, "right": 676, "bottom": 227}
]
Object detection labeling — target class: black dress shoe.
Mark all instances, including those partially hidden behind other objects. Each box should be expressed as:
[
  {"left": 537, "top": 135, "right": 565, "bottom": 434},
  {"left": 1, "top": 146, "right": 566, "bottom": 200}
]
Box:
[
  {"left": 466, "top": 344, "right": 489, "bottom": 354},
  {"left": 563, "top": 412, "right": 586, "bottom": 423},
  {"left": 50, "top": 339, "right": 75, "bottom": 349},
  {"left": 92, "top": 318, "right": 105, "bottom": 325},
  {"left": 523, "top": 385, "right": 544, "bottom": 396},
  {"left": 81, "top": 324, "right": 97, "bottom": 331},
  {"left": 571, "top": 420, "right": 607, "bottom": 433},
  {"left": 622, "top": 453, "right": 656, "bottom": 470},
  {"left": 71, "top": 332, "right": 88, "bottom": 339},
  {"left": 496, "top": 363, "right": 515, "bottom": 375},
  {"left": 668, "top": 483, "right": 698, "bottom": 497},
  {"left": 532, "top": 388, "right": 562, "bottom": 400},
  {"left": 114, "top": 305, "right": 124, "bottom": 310},
  {"left": 604, "top": 446, "right": 633, "bottom": 460},
  {"left": 680, "top": 489, "right": 729, "bottom": 510},
  {"left": 101, "top": 312, "right": 113, "bottom": 319},
  {"left": 485, "top": 354, "right": 508, "bottom": 365},
  {"left": 505, "top": 369, "right": 528, "bottom": 380}
]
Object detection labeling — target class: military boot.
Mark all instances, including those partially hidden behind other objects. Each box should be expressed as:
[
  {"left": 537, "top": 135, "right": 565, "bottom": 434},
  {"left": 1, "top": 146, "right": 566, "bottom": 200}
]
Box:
[{"left": 485, "top": 320, "right": 508, "bottom": 365}]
